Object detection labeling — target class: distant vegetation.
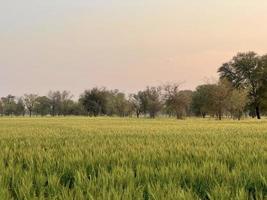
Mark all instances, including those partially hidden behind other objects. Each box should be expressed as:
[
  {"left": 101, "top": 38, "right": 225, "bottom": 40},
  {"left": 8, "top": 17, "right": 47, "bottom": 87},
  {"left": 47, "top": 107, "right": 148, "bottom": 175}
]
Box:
[{"left": 1, "top": 52, "right": 267, "bottom": 119}]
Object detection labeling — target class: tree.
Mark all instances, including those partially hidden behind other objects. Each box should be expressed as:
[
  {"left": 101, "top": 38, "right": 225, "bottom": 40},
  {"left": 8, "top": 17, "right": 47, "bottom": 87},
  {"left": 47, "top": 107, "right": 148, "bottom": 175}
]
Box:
[
  {"left": 259, "top": 54, "right": 267, "bottom": 114},
  {"left": 15, "top": 98, "right": 25, "bottom": 116},
  {"left": 144, "top": 86, "right": 163, "bottom": 118},
  {"left": 191, "top": 84, "right": 216, "bottom": 118},
  {"left": 34, "top": 96, "right": 51, "bottom": 116},
  {"left": 106, "top": 89, "right": 130, "bottom": 117},
  {"left": 212, "top": 80, "right": 232, "bottom": 120},
  {"left": 179, "top": 90, "right": 193, "bottom": 117},
  {"left": 226, "top": 89, "right": 248, "bottom": 120},
  {"left": 105, "top": 90, "right": 116, "bottom": 116},
  {"left": 129, "top": 94, "right": 142, "bottom": 118},
  {"left": 79, "top": 88, "right": 108, "bottom": 116},
  {"left": 105, "top": 90, "right": 130, "bottom": 117},
  {"left": 1, "top": 95, "right": 16, "bottom": 116},
  {"left": 218, "top": 52, "right": 267, "bottom": 119},
  {"left": 48, "top": 91, "right": 62, "bottom": 116},
  {"left": 114, "top": 92, "right": 130, "bottom": 117},
  {"left": 60, "top": 91, "right": 74, "bottom": 116},
  {"left": 66, "top": 101, "right": 86, "bottom": 116},
  {"left": 24, "top": 94, "right": 38, "bottom": 117},
  {"left": 164, "top": 83, "right": 192, "bottom": 119},
  {"left": 0, "top": 100, "right": 3, "bottom": 116},
  {"left": 137, "top": 91, "right": 149, "bottom": 116},
  {"left": 191, "top": 81, "right": 231, "bottom": 120}
]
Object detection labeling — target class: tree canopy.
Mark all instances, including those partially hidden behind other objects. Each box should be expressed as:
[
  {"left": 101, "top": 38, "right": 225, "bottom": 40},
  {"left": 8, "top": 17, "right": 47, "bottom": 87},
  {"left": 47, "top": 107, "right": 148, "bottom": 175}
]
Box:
[{"left": 1, "top": 51, "right": 266, "bottom": 120}]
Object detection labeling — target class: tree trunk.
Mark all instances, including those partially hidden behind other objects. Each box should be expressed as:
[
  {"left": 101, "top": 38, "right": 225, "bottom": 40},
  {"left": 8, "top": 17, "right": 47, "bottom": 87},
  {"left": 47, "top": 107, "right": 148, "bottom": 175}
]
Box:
[
  {"left": 52, "top": 106, "right": 55, "bottom": 117},
  {"left": 256, "top": 106, "right": 261, "bottom": 119},
  {"left": 237, "top": 115, "right": 241, "bottom": 121},
  {"left": 218, "top": 112, "right": 222, "bottom": 120},
  {"left": 136, "top": 111, "right": 140, "bottom": 118},
  {"left": 176, "top": 113, "right": 182, "bottom": 120},
  {"left": 29, "top": 110, "right": 32, "bottom": 117},
  {"left": 237, "top": 111, "right": 242, "bottom": 120},
  {"left": 150, "top": 112, "right": 155, "bottom": 118}
]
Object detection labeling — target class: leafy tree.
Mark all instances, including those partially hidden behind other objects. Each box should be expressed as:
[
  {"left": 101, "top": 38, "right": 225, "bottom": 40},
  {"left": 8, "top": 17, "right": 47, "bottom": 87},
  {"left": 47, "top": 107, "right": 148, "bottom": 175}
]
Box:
[
  {"left": 1, "top": 95, "right": 16, "bottom": 116},
  {"left": 105, "top": 90, "right": 129, "bottom": 117},
  {"left": 218, "top": 52, "right": 267, "bottom": 119},
  {"left": 34, "top": 96, "right": 51, "bottom": 116},
  {"left": 79, "top": 88, "right": 108, "bottom": 116},
  {"left": 137, "top": 91, "right": 149, "bottom": 116},
  {"left": 226, "top": 89, "right": 248, "bottom": 120},
  {"left": 164, "top": 83, "right": 192, "bottom": 119},
  {"left": 191, "top": 81, "right": 231, "bottom": 120},
  {"left": 259, "top": 54, "right": 267, "bottom": 113},
  {"left": 191, "top": 84, "right": 216, "bottom": 118},
  {"left": 0, "top": 100, "right": 3, "bottom": 116},
  {"left": 60, "top": 91, "right": 74, "bottom": 116},
  {"left": 66, "top": 101, "right": 86, "bottom": 116},
  {"left": 113, "top": 92, "right": 130, "bottom": 117},
  {"left": 177, "top": 90, "right": 193, "bottom": 117},
  {"left": 212, "top": 80, "right": 232, "bottom": 120},
  {"left": 106, "top": 90, "right": 134, "bottom": 117},
  {"left": 48, "top": 91, "right": 62, "bottom": 116},
  {"left": 24, "top": 94, "right": 38, "bottom": 117},
  {"left": 144, "top": 86, "right": 163, "bottom": 118},
  {"left": 15, "top": 98, "right": 25, "bottom": 116},
  {"left": 105, "top": 91, "right": 116, "bottom": 116}
]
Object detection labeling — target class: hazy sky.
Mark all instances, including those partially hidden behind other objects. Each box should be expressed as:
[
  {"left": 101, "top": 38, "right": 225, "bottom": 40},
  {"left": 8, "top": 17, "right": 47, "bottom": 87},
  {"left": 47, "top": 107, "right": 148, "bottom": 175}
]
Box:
[{"left": 1, "top": 0, "right": 267, "bottom": 97}]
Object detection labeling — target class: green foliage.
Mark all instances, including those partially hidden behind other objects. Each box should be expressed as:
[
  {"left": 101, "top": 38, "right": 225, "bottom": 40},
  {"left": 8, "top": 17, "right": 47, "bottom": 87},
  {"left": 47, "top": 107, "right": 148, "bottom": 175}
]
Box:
[
  {"left": 0, "top": 117, "right": 266, "bottom": 199},
  {"left": 191, "top": 84, "right": 218, "bottom": 118},
  {"left": 24, "top": 94, "right": 38, "bottom": 116},
  {"left": 34, "top": 96, "right": 52, "bottom": 116},
  {"left": 218, "top": 52, "right": 267, "bottom": 119},
  {"left": 80, "top": 87, "right": 108, "bottom": 116},
  {"left": 226, "top": 89, "right": 248, "bottom": 120},
  {"left": 143, "top": 86, "right": 163, "bottom": 118},
  {"left": 0, "top": 95, "right": 17, "bottom": 116},
  {"left": 14, "top": 98, "right": 25, "bottom": 116},
  {"left": 164, "top": 83, "right": 193, "bottom": 119}
]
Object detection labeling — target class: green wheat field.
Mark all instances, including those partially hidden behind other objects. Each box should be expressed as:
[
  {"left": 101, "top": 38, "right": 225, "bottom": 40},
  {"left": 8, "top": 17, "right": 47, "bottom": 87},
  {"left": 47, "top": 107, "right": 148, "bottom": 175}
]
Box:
[{"left": 0, "top": 117, "right": 266, "bottom": 200}]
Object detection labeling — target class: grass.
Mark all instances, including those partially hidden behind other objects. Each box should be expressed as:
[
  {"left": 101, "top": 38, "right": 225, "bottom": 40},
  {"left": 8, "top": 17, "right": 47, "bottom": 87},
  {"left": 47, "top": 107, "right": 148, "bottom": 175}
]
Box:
[{"left": 0, "top": 117, "right": 266, "bottom": 200}]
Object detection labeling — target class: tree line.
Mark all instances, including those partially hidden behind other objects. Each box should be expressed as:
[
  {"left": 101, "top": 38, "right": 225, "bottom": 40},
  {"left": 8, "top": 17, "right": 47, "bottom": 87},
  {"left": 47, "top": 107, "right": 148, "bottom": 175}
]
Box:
[{"left": 1, "top": 52, "right": 267, "bottom": 120}]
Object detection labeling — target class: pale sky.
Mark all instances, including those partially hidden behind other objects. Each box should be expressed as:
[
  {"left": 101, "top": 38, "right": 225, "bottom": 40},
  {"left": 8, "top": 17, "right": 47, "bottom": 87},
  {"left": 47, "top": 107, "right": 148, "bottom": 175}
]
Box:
[{"left": 1, "top": 0, "right": 267, "bottom": 98}]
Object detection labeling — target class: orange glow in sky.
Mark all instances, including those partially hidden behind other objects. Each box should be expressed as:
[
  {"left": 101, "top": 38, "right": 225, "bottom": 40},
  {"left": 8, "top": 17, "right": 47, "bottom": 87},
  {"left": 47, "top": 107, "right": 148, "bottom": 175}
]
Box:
[{"left": 1, "top": 0, "right": 267, "bottom": 97}]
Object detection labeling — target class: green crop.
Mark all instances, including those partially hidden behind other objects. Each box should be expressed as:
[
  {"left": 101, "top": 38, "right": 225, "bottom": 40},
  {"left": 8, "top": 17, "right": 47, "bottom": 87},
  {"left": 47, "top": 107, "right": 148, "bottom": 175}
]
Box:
[{"left": 0, "top": 117, "right": 266, "bottom": 200}]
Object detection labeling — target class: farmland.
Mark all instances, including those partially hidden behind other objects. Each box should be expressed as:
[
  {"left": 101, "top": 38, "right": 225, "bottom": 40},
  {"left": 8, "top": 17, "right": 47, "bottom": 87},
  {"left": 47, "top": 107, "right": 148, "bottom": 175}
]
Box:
[{"left": 0, "top": 117, "right": 266, "bottom": 199}]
